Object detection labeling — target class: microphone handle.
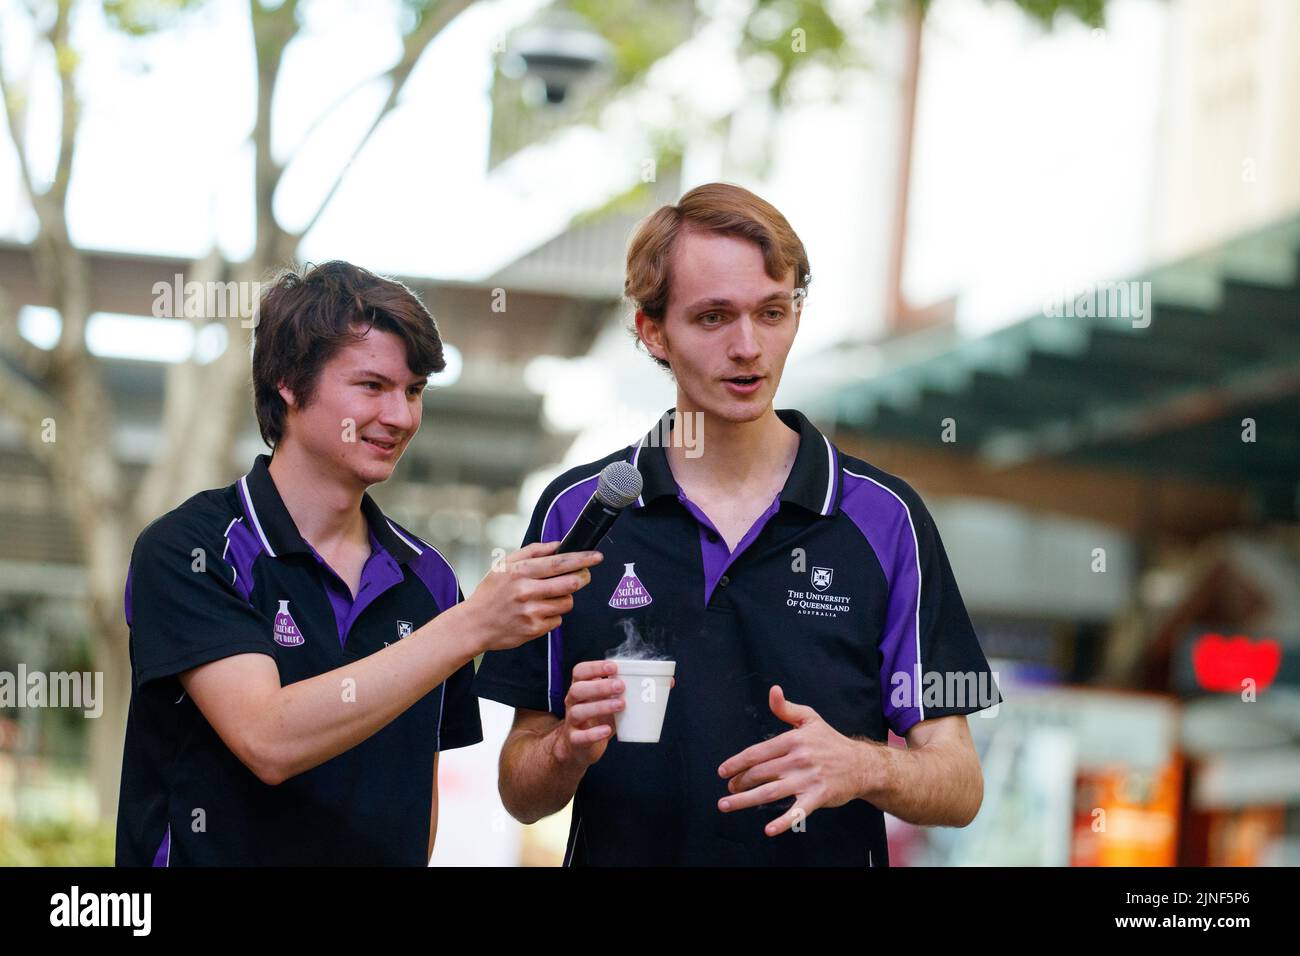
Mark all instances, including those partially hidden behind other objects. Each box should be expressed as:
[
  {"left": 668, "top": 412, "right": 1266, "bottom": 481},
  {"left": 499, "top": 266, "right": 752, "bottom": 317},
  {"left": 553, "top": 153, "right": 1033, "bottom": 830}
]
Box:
[{"left": 557, "top": 501, "right": 621, "bottom": 554}]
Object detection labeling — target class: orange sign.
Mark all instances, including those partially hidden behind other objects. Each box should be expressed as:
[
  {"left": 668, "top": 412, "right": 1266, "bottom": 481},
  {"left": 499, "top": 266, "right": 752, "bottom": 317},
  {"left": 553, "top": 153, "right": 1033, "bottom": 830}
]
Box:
[{"left": 1071, "top": 756, "right": 1182, "bottom": 867}]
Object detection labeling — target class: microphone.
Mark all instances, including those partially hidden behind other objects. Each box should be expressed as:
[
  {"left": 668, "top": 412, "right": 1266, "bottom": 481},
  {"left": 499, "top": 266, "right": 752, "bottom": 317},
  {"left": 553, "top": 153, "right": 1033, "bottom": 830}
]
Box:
[{"left": 557, "top": 461, "right": 643, "bottom": 554}]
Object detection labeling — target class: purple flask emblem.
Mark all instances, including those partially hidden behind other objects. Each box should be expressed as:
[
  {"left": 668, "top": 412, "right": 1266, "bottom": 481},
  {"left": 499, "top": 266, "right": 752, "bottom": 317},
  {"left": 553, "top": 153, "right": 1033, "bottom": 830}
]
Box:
[
  {"left": 608, "top": 563, "right": 653, "bottom": 610},
  {"left": 273, "top": 599, "right": 305, "bottom": 647}
]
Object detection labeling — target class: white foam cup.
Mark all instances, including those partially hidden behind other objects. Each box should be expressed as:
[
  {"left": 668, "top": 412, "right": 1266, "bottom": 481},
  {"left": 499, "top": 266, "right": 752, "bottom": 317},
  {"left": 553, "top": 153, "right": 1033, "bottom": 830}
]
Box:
[{"left": 609, "top": 659, "right": 676, "bottom": 743}]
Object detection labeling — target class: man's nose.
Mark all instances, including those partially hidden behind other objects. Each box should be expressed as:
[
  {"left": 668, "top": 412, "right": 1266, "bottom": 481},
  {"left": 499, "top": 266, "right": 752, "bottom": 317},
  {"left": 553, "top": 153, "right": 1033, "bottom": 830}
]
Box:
[
  {"left": 378, "top": 389, "right": 416, "bottom": 432},
  {"left": 728, "top": 315, "right": 762, "bottom": 362}
]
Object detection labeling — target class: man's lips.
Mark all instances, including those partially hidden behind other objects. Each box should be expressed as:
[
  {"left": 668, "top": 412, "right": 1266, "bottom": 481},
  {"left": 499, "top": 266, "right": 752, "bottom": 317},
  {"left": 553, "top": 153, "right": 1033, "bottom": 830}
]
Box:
[
  {"left": 723, "top": 374, "right": 765, "bottom": 394},
  {"left": 362, "top": 437, "right": 400, "bottom": 452}
]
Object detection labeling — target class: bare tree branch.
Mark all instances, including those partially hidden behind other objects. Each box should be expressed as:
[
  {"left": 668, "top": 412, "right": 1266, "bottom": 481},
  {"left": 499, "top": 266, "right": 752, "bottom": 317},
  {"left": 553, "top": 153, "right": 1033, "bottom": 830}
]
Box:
[
  {"left": 0, "top": 1, "right": 92, "bottom": 378},
  {"left": 249, "top": 0, "right": 301, "bottom": 267},
  {"left": 0, "top": 292, "right": 63, "bottom": 465},
  {"left": 0, "top": 9, "right": 38, "bottom": 201},
  {"left": 0, "top": 284, "right": 53, "bottom": 382},
  {"left": 290, "top": 0, "right": 476, "bottom": 244},
  {"left": 291, "top": 68, "right": 392, "bottom": 155},
  {"left": 46, "top": 0, "right": 79, "bottom": 207},
  {"left": 0, "top": 363, "right": 62, "bottom": 465}
]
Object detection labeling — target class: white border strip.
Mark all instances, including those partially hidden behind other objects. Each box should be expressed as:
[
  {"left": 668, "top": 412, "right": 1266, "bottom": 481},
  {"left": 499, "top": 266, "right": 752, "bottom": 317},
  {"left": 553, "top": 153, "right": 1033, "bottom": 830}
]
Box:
[
  {"left": 222, "top": 517, "right": 241, "bottom": 586},
  {"left": 435, "top": 681, "right": 446, "bottom": 752},
  {"left": 630, "top": 437, "right": 646, "bottom": 507},
  {"left": 238, "top": 475, "right": 276, "bottom": 557},
  {"left": 820, "top": 434, "right": 837, "bottom": 515},
  {"left": 385, "top": 518, "right": 424, "bottom": 556},
  {"left": 563, "top": 815, "right": 582, "bottom": 867}
]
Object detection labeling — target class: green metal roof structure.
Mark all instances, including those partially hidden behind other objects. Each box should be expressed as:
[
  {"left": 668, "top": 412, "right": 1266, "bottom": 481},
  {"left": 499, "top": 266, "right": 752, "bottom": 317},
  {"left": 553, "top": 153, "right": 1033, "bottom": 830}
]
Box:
[{"left": 805, "top": 213, "right": 1300, "bottom": 520}]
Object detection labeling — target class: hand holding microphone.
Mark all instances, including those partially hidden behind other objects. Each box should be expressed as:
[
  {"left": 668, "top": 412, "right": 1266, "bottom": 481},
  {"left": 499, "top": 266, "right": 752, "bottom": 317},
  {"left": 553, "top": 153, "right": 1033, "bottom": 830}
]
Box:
[
  {"left": 556, "top": 460, "right": 642, "bottom": 553},
  {"left": 462, "top": 462, "right": 643, "bottom": 654}
]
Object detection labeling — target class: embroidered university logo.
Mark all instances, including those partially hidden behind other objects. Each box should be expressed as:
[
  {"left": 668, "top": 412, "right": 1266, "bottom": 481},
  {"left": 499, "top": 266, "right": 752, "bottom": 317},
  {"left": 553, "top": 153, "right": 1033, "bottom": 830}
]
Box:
[
  {"left": 788, "top": 564, "right": 851, "bottom": 619},
  {"left": 609, "top": 563, "right": 653, "bottom": 610},
  {"left": 273, "top": 599, "right": 305, "bottom": 647}
]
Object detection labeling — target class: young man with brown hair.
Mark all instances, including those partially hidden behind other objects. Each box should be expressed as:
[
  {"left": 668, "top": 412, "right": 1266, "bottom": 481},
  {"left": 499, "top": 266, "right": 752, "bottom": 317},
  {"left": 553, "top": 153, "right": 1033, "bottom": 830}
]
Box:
[
  {"left": 476, "top": 184, "right": 1002, "bottom": 865},
  {"left": 116, "top": 261, "right": 602, "bottom": 866}
]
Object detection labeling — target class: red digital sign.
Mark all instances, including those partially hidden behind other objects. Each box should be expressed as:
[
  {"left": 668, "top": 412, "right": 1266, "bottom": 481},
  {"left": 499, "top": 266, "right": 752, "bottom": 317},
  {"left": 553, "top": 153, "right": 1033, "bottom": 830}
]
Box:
[{"left": 1192, "top": 633, "right": 1282, "bottom": 693}]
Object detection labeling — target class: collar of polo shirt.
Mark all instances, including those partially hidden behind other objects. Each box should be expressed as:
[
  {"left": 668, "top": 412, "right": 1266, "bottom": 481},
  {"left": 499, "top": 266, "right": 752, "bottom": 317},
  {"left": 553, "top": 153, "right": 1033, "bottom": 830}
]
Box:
[
  {"left": 236, "top": 453, "right": 424, "bottom": 564},
  {"left": 628, "top": 408, "right": 843, "bottom": 517}
]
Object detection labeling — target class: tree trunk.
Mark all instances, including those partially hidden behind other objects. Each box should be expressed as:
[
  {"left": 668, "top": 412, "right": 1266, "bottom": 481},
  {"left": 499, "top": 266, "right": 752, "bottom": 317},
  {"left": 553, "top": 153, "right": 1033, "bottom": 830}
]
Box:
[{"left": 88, "top": 594, "right": 132, "bottom": 825}]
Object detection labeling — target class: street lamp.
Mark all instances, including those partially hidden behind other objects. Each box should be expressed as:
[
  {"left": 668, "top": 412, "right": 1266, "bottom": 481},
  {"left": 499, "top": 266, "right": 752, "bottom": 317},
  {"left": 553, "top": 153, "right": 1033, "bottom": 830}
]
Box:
[{"left": 505, "top": 11, "right": 612, "bottom": 106}]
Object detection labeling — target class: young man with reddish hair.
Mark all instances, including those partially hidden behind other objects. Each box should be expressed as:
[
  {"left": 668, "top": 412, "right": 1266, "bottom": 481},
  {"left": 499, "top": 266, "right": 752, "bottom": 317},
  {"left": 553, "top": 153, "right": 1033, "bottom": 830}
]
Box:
[
  {"left": 116, "top": 261, "right": 602, "bottom": 865},
  {"left": 477, "top": 184, "right": 1001, "bottom": 865}
]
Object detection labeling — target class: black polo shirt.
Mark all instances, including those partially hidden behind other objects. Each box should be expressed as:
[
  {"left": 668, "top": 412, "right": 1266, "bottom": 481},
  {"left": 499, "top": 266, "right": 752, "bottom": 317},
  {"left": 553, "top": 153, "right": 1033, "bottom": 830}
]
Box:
[
  {"left": 115, "top": 454, "right": 482, "bottom": 866},
  {"left": 476, "top": 408, "right": 1001, "bottom": 866}
]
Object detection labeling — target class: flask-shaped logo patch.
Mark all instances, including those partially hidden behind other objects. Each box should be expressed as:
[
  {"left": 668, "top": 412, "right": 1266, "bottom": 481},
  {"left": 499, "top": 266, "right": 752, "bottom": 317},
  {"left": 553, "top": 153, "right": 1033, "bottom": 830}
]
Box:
[
  {"left": 273, "top": 599, "right": 305, "bottom": 647},
  {"left": 609, "top": 563, "right": 653, "bottom": 609}
]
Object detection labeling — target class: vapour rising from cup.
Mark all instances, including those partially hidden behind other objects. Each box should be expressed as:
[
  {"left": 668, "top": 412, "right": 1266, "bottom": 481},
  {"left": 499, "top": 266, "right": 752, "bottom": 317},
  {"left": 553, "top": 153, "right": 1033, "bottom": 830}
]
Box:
[{"left": 605, "top": 617, "right": 664, "bottom": 661}]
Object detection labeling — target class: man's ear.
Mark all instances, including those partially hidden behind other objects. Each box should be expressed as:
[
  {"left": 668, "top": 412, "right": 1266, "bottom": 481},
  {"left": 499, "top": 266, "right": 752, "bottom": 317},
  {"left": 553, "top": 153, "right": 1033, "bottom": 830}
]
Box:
[
  {"left": 278, "top": 381, "right": 297, "bottom": 410},
  {"left": 634, "top": 311, "right": 669, "bottom": 363}
]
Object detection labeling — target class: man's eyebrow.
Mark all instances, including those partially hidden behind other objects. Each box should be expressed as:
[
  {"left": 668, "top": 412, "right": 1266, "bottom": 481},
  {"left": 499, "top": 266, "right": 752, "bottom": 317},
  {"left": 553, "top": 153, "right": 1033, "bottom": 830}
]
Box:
[
  {"left": 354, "top": 370, "right": 428, "bottom": 387},
  {"left": 682, "top": 297, "right": 733, "bottom": 312},
  {"left": 681, "top": 292, "right": 792, "bottom": 313}
]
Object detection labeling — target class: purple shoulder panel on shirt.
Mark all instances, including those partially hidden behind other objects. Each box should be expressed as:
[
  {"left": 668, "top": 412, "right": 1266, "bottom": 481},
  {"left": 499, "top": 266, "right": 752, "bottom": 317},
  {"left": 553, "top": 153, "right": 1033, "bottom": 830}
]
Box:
[
  {"left": 408, "top": 539, "right": 459, "bottom": 615},
  {"left": 540, "top": 473, "right": 601, "bottom": 715},
  {"left": 542, "top": 473, "right": 601, "bottom": 544},
  {"left": 838, "top": 468, "right": 924, "bottom": 735},
  {"left": 223, "top": 519, "right": 265, "bottom": 604}
]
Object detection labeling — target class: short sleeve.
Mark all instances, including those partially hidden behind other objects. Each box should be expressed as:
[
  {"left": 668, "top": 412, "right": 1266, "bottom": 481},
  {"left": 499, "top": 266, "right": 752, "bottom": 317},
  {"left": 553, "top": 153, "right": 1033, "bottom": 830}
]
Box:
[
  {"left": 126, "top": 517, "right": 276, "bottom": 689},
  {"left": 879, "top": 491, "right": 1003, "bottom": 736},
  {"left": 473, "top": 490, "right": 560, "bottom": 716},
  {"left": 436, "top": 587, "right": 484, "bottom": 750}
]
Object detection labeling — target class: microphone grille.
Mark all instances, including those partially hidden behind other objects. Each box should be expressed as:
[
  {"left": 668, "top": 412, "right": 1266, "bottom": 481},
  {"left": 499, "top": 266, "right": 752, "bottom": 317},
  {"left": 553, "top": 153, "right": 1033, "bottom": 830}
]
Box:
[{"left": 595, "top": 460, "right": 643, "bottom": 508}]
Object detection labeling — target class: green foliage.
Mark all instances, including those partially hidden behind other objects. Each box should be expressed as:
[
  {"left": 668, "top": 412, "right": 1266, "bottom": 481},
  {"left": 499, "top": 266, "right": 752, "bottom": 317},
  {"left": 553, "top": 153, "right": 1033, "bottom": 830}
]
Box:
[
  {"left": 884, "top": 0, "right": 1107, "bottom": 27},
  {"left": 740, "top": 0, "right": 859, "bottom": 107},
  {"left": 571, "top": 175, "right": 663, "bottom": 228},
  {"left": 568, "top": 0, "right": 698, "bottom": 83},
  {"left": 102, "top": 0, "right": 207, "bottom": 36},
  {"left": 0, "top": 818, "right": 115, "bottom": 866},
  {"left": 742, "top": 0, "right": 1109, "bottom": 107},
  {"left": 998, "top": 0, "right": 1107, "bottom": 29}
]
